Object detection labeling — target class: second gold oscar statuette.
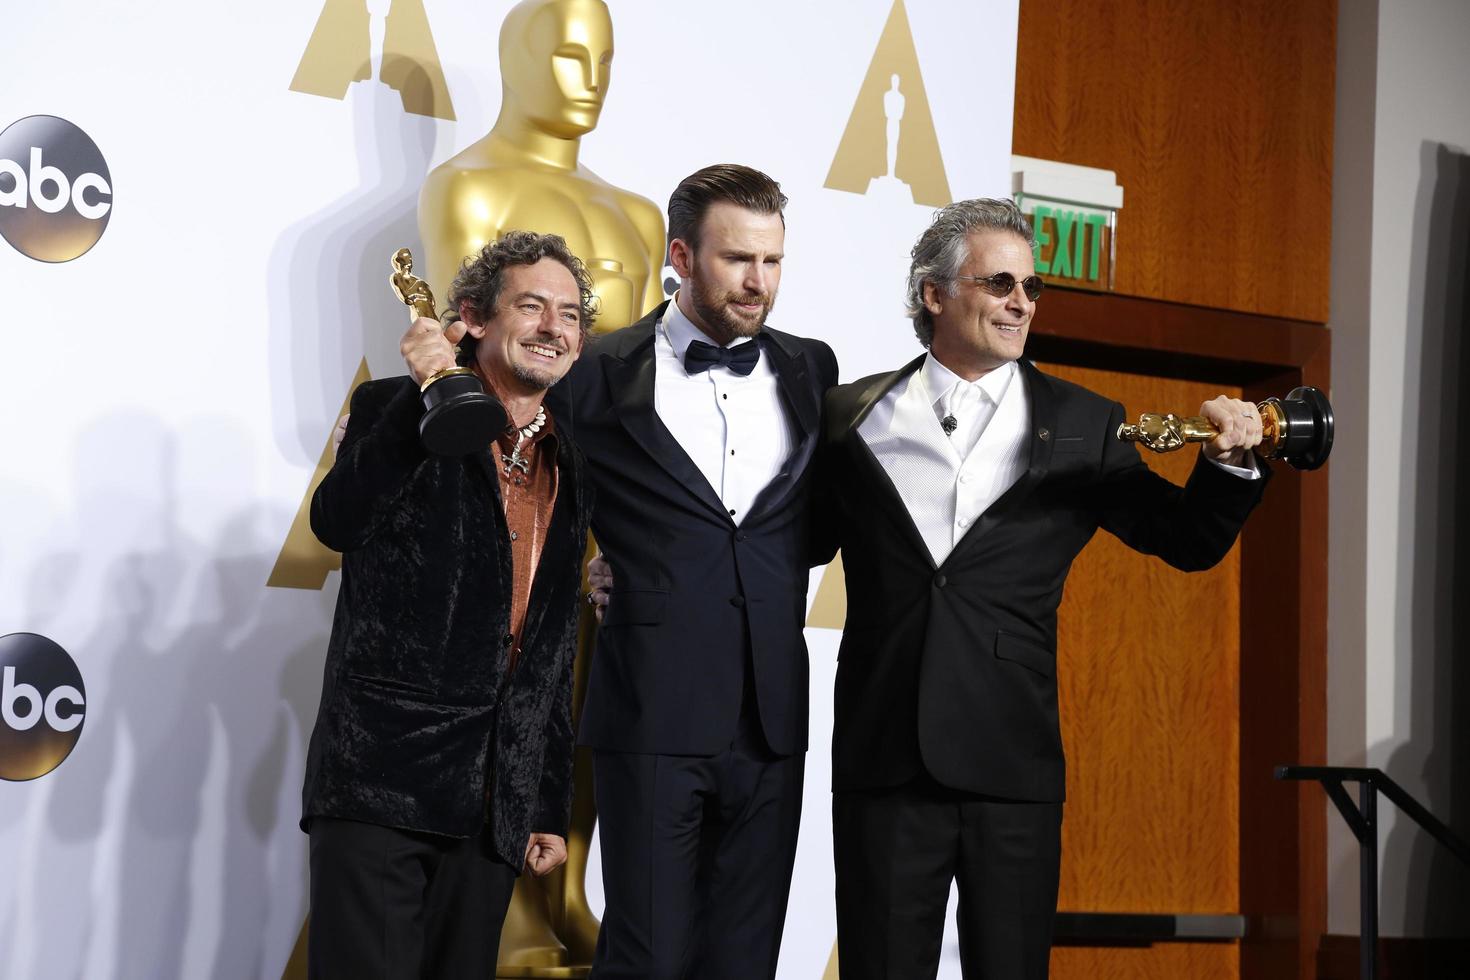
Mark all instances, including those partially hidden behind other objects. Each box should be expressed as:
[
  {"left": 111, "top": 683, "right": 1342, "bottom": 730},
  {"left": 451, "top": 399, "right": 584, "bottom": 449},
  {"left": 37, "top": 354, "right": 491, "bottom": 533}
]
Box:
[
  {"left": 1116, "top": 386, "right": 1334, "bottom": 470},
  {"left": 389, "top": 248, "right": 507, "bottom": 455}
]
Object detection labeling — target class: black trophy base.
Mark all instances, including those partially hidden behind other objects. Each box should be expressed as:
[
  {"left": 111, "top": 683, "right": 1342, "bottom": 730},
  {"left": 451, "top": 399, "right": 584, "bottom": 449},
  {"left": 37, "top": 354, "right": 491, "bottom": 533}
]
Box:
[
  {"left": 1267, "top": 385, "right": 1335, "bottom": 470},
  {"left": 419, "top": 371, "right": 508, "bottom": 456}
]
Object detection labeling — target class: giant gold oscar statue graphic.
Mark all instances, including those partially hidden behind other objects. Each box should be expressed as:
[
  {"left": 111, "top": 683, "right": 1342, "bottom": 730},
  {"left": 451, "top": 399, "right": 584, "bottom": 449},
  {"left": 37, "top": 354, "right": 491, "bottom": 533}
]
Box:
[{"left": 417, "top": 2, "right": 666, "bottom": 975}]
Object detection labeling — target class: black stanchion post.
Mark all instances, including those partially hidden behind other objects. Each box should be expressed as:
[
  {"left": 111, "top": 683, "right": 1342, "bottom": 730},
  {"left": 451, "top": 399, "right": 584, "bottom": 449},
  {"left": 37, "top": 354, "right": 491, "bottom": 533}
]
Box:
[{"left": 1361, "top": 779, "right": 1378, "bottom": 980}]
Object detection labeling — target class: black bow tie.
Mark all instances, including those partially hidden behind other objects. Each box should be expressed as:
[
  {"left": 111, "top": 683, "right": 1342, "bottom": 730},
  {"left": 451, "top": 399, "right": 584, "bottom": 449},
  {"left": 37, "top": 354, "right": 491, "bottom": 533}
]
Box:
[{"left": 684, "top": 338, "right": 760, "bottom": 376}]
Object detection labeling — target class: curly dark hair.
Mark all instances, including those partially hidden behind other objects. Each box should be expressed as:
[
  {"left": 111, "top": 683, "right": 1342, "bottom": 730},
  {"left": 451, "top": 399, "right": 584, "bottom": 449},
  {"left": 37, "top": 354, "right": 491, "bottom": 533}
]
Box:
[{"left": 445, "top": 230, "right": 598, "bottom": 366}]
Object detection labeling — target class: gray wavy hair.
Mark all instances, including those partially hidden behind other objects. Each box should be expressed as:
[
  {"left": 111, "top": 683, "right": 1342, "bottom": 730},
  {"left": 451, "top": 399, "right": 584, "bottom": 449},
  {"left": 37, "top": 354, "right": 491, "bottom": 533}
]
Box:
[{"left": 905, "top": 198, "right": 1035, "bottom": 347}]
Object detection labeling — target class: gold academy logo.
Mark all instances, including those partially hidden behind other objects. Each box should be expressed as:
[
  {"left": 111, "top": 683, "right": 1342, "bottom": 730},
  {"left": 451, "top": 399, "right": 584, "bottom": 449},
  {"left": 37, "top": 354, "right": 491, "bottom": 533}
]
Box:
[
  {"left": 290, "top": 0, "right": 456, "bottom": 120},
  {"left": 0, "top": 115, "right": 113, "bottom": 263},
  {"left": 0, "top": 633, "right": 86, "bottom": 781},
  {"left": 268, "top": 359, "right": 371, "bottom": 590},
  {"left": 824, "top": 0, "right": 951, "bottom": 208}
]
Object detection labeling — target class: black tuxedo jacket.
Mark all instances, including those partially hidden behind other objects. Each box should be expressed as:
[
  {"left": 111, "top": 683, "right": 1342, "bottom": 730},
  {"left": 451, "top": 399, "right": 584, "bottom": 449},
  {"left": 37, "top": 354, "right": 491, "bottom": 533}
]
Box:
[
  {"left": 817, "top": 357, "right": 1268, "bottom": 802},
  {"left": 301, "top": 377, "right": 593, "bottom": 868},
  {"left": 548, "top": 301, "right": 839, "bottom": 757}
]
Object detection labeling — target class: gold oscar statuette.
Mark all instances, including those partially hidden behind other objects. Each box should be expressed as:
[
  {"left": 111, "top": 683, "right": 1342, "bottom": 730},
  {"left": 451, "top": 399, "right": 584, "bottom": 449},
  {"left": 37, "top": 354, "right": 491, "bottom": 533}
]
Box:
[
  {"left": 1117, "top": 386, "right": 1334, "bottom": 470},
  {"left": 389, "top": 248, "right": 507, "bottom": 455},
  {"left": 415, "top": 1, "right": 667, "bottom": 975}
]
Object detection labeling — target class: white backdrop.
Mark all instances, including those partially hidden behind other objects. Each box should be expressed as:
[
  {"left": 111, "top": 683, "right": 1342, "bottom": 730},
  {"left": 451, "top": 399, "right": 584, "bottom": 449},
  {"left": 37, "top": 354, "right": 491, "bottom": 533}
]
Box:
[{"left": 0, "top": 2, "right": 1016, "bottom": 976}]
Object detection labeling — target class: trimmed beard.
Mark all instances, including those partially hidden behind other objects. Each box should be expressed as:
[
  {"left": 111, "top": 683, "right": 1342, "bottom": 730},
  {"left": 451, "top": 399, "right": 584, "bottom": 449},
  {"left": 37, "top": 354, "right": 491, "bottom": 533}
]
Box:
[
  {"left": 511, "top": 361, "right": 561, "bottom": 391},
  {"left": 688, "top": 272, "right": 775, "bottom": 341}
]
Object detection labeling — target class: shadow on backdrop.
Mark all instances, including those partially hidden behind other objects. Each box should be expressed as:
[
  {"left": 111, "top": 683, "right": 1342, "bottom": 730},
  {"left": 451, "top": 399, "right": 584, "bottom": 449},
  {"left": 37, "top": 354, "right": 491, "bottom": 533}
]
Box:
[
  {"left": 269, "top": 60, "right": 438, "bottom": 462},
  {"left": 1383, "top": 140, "right": 1470, "bottom": 938}
]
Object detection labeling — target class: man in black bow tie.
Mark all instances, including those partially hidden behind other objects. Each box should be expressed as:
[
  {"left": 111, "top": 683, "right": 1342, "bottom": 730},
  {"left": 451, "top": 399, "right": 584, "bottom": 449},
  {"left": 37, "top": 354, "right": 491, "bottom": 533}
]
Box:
[{"left": 546, "top": 164, "right": 838, "bottom": 979}]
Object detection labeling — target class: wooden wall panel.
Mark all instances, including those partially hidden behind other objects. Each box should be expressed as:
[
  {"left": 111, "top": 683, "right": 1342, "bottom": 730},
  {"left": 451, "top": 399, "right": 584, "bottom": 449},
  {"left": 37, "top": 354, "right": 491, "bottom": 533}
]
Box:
[
  {"left": 1038, "top": 363, "right": 1242, "bottom": 980},
  {"left": 1053, "top": 943, "right": 1240, "bottom": 980},
  {"left": 1028, "top": 287, "right": 1331, "bottom": 980},
  {"left": 1014, "top": 0, "right": 1336, "bottom": 323}
]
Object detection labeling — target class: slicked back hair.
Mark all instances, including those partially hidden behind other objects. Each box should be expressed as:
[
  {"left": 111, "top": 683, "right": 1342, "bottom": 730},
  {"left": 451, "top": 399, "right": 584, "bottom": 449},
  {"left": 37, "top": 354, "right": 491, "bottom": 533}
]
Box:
[
  {"left": 667, "top": 164, "right": 788, "bottom": 250},
  {"left": 447, "top": 230, "right": 597, "bottom": 366},
  {"left": 906, "top": 198, "right": 1035, "bottom": 347}
]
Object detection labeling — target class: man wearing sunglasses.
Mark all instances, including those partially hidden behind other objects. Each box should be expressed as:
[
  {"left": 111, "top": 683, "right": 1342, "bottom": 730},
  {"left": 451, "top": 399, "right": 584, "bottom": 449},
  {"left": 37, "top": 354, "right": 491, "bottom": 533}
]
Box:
[{"left": 812, "top": 198, "right": 1268, "bottom": 978}]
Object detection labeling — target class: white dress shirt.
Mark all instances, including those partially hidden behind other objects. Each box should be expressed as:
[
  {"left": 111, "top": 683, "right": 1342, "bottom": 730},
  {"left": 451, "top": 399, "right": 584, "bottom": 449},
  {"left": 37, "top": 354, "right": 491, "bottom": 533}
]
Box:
[
  {"left": 654, "top": 297, "right": 794, "bottom": 523},
  {"left": 860, "top": 354, "right": 1261, "bottom": 567},
  {"left": 860, "top": 355, "right": 1029, "bottom": 565}
]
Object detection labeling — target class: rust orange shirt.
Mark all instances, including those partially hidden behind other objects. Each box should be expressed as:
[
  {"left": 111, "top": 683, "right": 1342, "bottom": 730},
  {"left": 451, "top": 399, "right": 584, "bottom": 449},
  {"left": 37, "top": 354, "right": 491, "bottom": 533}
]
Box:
[{"left": 493, "top": 412, "right": 559, "bottom": 673}]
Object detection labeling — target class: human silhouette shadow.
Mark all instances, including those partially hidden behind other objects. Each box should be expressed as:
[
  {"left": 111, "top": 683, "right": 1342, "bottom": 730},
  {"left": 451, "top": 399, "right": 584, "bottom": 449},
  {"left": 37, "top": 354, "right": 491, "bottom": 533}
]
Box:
[
  {"left": 268, "top": 60, "right": 439, "bottom": 464},
  {"left": 1381, "top": 141, "right": 1470, "bottom": 940},
  {"left": 20, "top": 413, "right": 334, "bottom": 980}
]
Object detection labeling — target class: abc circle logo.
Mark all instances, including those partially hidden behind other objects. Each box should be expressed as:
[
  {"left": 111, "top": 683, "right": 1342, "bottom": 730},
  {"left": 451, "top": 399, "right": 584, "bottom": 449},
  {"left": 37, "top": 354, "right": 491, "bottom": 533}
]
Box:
[
  {"left": 0, "top": 633, "right": 87, "bottom": 781},
  {"left": 0, "top": 115, "right": 113, "bottom": 263}
]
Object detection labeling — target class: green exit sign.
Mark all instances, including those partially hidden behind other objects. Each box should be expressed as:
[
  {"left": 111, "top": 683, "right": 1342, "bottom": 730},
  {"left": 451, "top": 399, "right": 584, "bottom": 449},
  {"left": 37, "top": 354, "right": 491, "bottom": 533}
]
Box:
[{"left": 1027, "top": 204, "right": 1114, "bottom": 290}]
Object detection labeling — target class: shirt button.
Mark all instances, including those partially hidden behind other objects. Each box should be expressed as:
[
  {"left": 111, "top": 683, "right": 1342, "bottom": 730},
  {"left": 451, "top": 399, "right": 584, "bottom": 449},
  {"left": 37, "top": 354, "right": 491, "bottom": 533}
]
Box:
[
  {"left": 958, "top": 517, "right": 970, "bottom": 528},
  {"left": 959, "top": 473, "right": 971, "bottom": 484},
  {"left": 509, "top": 530, "right": 519, "bottom": 541},
  {"left": 729, "top": 595, "right": 746, "bottom": 608}
]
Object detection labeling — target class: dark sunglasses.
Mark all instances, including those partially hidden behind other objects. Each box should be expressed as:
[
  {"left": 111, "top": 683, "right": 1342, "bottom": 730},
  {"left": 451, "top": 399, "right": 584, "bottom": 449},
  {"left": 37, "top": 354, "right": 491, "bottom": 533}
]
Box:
[{"left": 955, "top": 271, "right": 1044, "bottom": 301}]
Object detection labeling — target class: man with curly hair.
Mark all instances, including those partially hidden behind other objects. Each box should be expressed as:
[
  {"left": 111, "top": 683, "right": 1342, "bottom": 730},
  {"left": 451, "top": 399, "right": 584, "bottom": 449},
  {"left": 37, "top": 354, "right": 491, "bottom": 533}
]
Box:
[{"left": 301, "top": 231, "right": 596, "bottom": 977}]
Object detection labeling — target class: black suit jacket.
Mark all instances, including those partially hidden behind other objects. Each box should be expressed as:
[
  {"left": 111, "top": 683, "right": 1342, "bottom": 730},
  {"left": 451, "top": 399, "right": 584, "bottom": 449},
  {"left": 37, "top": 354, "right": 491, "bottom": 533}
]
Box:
[
  {"left": 817, "top": 357, "right": 1268, "bottom": 802},
  {"left": 548, "top": 301, "right": 839, "bottom": 757},
  {"left": 301, "top": 377, "right": 593, "bottom": 868}
]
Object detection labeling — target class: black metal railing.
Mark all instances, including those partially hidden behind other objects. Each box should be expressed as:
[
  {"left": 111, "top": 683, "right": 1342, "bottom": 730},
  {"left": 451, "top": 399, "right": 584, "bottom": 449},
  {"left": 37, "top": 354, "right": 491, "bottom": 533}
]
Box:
[{"left": 1276, "top": 765, "right": 1470, "bottom": 980}]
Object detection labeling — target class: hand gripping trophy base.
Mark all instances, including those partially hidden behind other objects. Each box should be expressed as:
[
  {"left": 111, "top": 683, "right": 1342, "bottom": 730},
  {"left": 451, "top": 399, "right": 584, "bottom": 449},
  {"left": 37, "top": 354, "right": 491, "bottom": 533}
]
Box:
[
  {"left": 1116, "top": 386, "right": 1334, "bottom": 471},
  {"left": 390, "top": 247, "right": 507, "bottom": 456},
  {"left": 418, "top": 367, "right": 510, "bottom": 456}
]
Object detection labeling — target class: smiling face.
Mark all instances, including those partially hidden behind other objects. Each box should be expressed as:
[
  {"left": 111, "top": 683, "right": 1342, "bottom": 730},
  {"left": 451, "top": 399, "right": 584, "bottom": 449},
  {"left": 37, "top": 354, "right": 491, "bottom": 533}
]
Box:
[
  {"left": 924, "top": 230, "right": 1037, "bottom": 380},
  {"left": 465, "top": 258, "right": 586, "bottom": 394},
  {"left": 669, "top": 202, "right": 784, "bottom": 345}
]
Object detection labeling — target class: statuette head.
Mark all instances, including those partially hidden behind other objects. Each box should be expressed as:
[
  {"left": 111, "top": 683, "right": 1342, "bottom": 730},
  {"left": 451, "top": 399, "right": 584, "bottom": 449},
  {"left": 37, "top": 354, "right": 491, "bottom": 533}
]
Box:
[{"left": 500, "top": 0, "right": 614, "bottom": 139}]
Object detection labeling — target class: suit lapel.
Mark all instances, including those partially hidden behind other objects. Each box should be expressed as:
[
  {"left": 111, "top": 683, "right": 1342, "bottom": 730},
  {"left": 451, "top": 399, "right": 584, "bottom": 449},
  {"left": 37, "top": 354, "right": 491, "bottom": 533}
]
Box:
[
  {"left": 742, "top": 330, "right": 819, "bottom": 522},
  {"left": 764, "top": 330, "right": 818, "bottom": 437},
  {"left": 844, "top": 356, "right": 938, "bottom": 568},
  {"left": 943, "top": 359, "right": 1057, "bottom": 564},
  {"left": 602, "top": 325, "right": 731, "bottom": 522}
]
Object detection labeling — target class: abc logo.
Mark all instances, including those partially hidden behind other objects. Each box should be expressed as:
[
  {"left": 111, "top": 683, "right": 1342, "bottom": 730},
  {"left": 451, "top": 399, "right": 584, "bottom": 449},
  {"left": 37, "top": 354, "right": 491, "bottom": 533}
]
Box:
[
  {"left": 0, "top": 633, "right": 87, "bottom": 781},
  {"left": 0, "top": 115, "right": 113, "bottom": 263}
]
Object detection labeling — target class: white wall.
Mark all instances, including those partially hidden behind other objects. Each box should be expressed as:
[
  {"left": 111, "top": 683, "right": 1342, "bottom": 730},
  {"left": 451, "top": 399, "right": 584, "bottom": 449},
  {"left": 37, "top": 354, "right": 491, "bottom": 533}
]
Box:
[
  {"left": 0, "top": 2, "right": 1017, "bottom": 977},
  {"left": 1329, "top": 0, "right": 1470, "bottom": 938}
]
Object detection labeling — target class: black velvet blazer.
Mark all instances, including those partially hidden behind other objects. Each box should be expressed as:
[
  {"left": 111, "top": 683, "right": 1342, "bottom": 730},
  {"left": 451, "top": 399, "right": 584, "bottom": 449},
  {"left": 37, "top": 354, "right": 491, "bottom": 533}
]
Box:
[
  {"left": 816, "top": 357, "right": 1269, "bottom": 803},
  {"left": 300, "top": 376, "right": 593, "bottom": 867}
]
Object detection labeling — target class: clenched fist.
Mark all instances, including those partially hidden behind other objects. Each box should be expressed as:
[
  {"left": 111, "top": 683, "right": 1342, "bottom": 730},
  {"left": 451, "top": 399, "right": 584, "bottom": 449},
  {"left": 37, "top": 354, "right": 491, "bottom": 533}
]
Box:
[
  {"left": 1198, "top": 396, "right": 1263, "bottom": 467},
  {"left": 400, "top": 316, "right": 469, "bottom": 386}
]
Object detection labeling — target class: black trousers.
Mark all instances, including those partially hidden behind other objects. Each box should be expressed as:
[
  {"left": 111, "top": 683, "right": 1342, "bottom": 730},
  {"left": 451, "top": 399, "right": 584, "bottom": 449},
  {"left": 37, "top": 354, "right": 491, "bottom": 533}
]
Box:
[
  {"left": 589, "top": 714, "right": 805, "bottom": 980},
  {"left": 833, "top": 778, "right": 1063, "bottom": 980},
  {"left": 307, "top": 816, "right": 517, "bottom": 980}
]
